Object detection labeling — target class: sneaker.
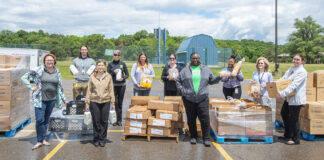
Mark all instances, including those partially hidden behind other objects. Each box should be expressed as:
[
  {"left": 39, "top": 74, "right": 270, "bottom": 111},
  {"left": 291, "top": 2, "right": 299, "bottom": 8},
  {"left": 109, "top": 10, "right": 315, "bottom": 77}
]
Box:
[
  {"left": 190, "top": 138, "right": 197, "bottom": 144},
  {"left": 99, "top": 141, "right": 106, "bottom": 147},
  {"left": 117, "top": 121, "right": 122, "bottom": 126},
  {"left": 112, "top": 122, "right": 118, "bottom": 126},
  {"left": 42, "top": 141, "right": 50, "bottom": 146},
  {"left": 203, "top": 139, "right": 211, "bottom": 147},
  {"left": 32, "top": 143, "right": 43, "bottom": 150},
  {"left": 93, "top": 141, "right": 100, "bottom": 147}
]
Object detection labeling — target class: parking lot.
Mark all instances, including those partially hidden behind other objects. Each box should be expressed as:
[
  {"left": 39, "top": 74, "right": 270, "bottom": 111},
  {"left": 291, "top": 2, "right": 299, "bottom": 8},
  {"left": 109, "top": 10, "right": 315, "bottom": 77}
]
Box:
[{"left": 1, "top": 79, "right": 324, "bottom": 160}]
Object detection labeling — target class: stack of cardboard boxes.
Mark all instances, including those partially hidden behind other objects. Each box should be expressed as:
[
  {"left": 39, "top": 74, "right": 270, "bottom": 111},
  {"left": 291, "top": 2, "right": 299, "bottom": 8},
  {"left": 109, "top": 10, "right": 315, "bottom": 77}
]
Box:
[
  {"left": 209, "top": 98, "right": 273, "bottom": 136},
  {"left": 0, "top": 55, "right": 30, "bottom": 131}
]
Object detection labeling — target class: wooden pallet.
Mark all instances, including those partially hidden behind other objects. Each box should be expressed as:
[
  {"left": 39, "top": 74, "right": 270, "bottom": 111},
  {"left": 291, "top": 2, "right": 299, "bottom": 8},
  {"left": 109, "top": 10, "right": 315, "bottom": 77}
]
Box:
[
  {"left": 122, "top": 133, "right": 179, "bottom": 143},
  {"left": 147, "top": 134, "right": 179, "bottom": 143},
  {"left": 122, "top": 133, "right": 149, "bottom": 141}
]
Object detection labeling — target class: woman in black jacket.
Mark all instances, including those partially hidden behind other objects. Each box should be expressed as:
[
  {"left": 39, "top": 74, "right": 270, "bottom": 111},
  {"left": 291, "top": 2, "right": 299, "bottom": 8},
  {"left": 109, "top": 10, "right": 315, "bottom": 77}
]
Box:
[{"left": 161, "top": 54, "right": 183, "bottom": 96}]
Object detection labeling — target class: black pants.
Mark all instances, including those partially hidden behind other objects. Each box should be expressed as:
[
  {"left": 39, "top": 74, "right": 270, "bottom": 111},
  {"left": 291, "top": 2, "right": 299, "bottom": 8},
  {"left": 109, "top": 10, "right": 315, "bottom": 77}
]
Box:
[
  {"left": 90, "top": 102, "right": 110, "bottom": 143},
  {"left": 281, "top": 100, "right": 302, "bottom": 143},
  {"left": 164, "top": 90, "right": 179, "bottom": 96},
  {"left": 114, "top": 85, "right": 126, "bottom": 123},
  {"left": 223, "top": 86, "right": 242, "bottom": 99},
  {"left": 183, "top": 97, "right": 210, "bottom": 140}
]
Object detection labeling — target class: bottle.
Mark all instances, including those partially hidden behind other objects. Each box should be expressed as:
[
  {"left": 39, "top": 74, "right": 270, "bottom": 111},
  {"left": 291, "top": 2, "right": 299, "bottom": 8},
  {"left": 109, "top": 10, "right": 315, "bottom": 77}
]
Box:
[{"left": 109, "top": 107, "right": 117, "bottom": 124}]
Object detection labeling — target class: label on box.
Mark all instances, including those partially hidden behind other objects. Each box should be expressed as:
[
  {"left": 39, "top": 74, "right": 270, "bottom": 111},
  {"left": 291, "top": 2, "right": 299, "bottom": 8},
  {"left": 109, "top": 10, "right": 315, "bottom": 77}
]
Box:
[
  {"left": 130, "top": 120, "right": 142, "bottom": 128},
  {"left": 153, "top": 119, "right": 165, "bottom": 126},
  {"left": 151, "top": 128, "right": 163, "bottom": 135},
  {"left": 160, "top": 113, "right": 172, "bottom": 120},
  {"left": 129, "top": 127, "right": 142, "bottom": 133},
  {"left": 130, "top": 113, "right": 143, "bottom": 119}
]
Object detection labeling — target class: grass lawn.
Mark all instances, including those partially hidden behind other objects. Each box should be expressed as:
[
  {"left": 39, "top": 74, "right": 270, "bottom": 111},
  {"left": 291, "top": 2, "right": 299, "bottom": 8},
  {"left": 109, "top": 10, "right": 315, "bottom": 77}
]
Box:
[{"left": 57, "top": 60, "right": 324, "bottom": 80}]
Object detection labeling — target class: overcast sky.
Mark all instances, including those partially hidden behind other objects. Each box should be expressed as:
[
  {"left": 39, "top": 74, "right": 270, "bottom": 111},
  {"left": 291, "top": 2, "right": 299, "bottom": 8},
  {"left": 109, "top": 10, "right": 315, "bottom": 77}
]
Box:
[{"left": 0, "top": 0, "right": 323, "bottom": 44}]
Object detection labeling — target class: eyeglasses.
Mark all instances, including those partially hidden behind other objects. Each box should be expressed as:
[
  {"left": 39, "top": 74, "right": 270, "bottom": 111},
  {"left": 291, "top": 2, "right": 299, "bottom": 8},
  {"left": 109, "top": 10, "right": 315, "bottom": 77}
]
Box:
[
  {"left": 45, "top": 60, "right": 54, "bottom": 62},
  {"left": 114, "top": 54, "right": 120, "bottom": 56},
  {"left": 258, "top": 63, "right": 264, "bottom": 64},
  {"left": 169, "top": 58, "right": 175, "bottom": 60}
]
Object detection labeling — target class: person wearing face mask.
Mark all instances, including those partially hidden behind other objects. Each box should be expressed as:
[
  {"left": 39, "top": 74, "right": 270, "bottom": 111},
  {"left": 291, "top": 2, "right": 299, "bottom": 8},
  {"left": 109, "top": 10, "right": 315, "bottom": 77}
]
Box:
[
  {"left": 21, "top": 54, "right": 67, "bottom": 150},
  {"left": 131, "top": 52, "right": 155, "bottom": 96},
  {"left": 251, "top": 57, "right": 273, "bottom": 107},
  {"left": 85, "top": 59, "right": 115, "bottom": 147},
  {"left": 277, "top": 54, "right": 307, "bottom": 145},
  {"left": 70, "top": 45, "right": 96, "bottom": 100},
  {"left": 221, "top": 55, "right": 244, "bottom": 99},
  {"left": 107, "top": 50, "right": 129, "bottom": 126},
  {"left": 161, "top": 54, "right": 183, "bottom": 96},
  {"left": 176, "top": 52, "right": 221, "bottom": 147}
]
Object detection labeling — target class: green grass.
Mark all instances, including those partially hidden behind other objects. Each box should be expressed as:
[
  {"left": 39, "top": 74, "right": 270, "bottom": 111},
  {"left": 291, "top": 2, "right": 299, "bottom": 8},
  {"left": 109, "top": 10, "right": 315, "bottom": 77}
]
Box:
[{"left": 56, "top": 60, "right": 324, "bottom": 80}]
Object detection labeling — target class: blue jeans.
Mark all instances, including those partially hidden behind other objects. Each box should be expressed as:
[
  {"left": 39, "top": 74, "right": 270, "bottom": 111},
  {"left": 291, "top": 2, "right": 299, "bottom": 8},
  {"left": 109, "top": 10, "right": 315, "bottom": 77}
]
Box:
[{"left": 35, "top": 100, "right": 56, "bottom": 142}]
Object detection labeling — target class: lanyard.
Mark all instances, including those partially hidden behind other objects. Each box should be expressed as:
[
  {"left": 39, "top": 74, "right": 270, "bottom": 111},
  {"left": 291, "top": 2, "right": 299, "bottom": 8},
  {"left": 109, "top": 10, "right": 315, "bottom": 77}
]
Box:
[{"left": 258, "top": 72, "right": 265, "bottom": 84}]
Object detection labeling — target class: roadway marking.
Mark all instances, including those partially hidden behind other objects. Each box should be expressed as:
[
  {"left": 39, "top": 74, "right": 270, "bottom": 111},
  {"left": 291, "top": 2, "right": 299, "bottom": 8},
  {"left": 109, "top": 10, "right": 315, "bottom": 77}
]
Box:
[
  {"left": 20, "top": 129, "right": 124, "bottom": 133},
  {"left": 42, "top": 141, "right": 67, "bottom": 160},
  {"left": 211, "top": 138, "right": 233, "bottom": 160}
]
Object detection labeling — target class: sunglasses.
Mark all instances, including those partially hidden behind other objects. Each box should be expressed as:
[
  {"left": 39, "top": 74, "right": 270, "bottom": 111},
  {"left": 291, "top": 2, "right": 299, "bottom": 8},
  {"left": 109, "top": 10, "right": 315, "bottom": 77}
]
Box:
[
  {"left": 114, "top": 54, "right": 120, "bottom": 56},
  {"left": 169, "top": 58, "right": 175, "bottom": 60}
]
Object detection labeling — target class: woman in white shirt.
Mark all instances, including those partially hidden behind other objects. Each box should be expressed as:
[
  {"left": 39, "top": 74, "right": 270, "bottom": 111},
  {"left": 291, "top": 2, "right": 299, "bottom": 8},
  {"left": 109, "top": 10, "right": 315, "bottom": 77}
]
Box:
[
  {"left": 251, "top": 57, "right": 273, "bottom": 107},
  {"left": 131, "top": 52, "right": 155, "bottom": 96},
  {"left": 277, "top": 54, "right": 307, "bottom": 145}
]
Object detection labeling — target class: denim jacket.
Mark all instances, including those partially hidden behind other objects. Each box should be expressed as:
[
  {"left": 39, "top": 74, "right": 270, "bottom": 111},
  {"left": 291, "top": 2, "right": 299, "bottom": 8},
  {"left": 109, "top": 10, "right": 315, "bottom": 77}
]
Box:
[{"left": 21, "top": 65, "right": 66, "bottom": 108}]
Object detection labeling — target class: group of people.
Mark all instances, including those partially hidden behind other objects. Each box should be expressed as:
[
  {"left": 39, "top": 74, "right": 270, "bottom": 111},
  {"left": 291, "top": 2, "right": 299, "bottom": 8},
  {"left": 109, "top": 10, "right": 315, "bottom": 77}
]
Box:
[{"left": 21, "top": 44, "right": 307, "bottom": 149}]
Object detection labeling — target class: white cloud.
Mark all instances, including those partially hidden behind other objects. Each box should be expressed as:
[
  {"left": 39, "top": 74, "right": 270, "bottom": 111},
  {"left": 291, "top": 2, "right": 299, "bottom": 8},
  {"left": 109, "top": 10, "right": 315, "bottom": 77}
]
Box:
[{"left": 0, "top": 0, "right": 323, "bottom": 44}]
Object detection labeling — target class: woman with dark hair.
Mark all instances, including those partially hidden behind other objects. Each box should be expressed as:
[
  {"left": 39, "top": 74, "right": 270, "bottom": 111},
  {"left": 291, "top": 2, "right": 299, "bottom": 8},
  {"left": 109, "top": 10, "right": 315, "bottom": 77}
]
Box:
[
  {"left": 131, "top": 52, "right": 155, "bottom": 96},
  {"left": 70, "top": 45, "right": 96, "bottom": 100},
  {"left": 161, "top": 54, "right": 183, "bottom": 96},
  {"left": 176, "top": 52, "right": 221, "bottom": 147},
  {"left": 85, "top": 59, "right": 115, "bottom": 147},
  {"left": 221, "top": 55, "right": 244, "bottom": 99},
  {"left": 278, "top": 54, "right": 307, "bottom": 145},
  {"left": 107, "top": 50, "right": 129, "bottom": 126},
  {"left": 21, "top": 53, "right": 67, "bottom": 150}
]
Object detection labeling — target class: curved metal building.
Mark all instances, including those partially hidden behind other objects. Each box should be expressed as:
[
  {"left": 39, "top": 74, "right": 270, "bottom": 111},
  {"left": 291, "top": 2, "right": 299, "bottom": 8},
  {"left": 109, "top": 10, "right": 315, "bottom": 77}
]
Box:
[{"left": 176, "top": 34, "right": 218, "bottom": 65}]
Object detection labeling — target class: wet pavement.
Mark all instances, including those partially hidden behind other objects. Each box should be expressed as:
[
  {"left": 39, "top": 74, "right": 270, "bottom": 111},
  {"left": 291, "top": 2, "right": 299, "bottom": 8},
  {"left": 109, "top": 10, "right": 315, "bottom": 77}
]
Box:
[{"left": 1, "top": 79, "right": 324, "bottom": 160}]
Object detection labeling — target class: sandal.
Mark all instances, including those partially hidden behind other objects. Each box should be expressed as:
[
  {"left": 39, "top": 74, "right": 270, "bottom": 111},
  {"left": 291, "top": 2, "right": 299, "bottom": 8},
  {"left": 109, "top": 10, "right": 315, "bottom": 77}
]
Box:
[{"left": 32, "top": 143, "right": 43, "bottom": 150}]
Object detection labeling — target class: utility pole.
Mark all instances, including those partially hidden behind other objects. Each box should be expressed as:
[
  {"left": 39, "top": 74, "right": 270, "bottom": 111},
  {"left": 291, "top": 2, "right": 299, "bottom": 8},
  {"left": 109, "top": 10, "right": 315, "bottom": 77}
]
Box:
[{"left": 275, "top": 0, "right": 279, "bottom": 73}]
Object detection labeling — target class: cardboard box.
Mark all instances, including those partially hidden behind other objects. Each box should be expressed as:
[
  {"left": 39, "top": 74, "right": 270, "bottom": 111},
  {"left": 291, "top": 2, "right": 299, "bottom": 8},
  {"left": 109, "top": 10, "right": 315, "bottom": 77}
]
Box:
[
  {"left": 125, "top": 119, "right": 147, "bottom": 128},
  {"left": 217, "top": 120, "right": 246, "bottom": 136},
  {"left": 124, "top": 126, "right": 147, "bottom": 135},
  {"left": 0, "top": 86, "right": 11, "bottom": 100},
  {"left": 276, "top": 113, "right": 283, "bottom": 122},
  {"left": 266, "top": 79, "right": 295, "bottom": 98},
  {"left": 302, "top": 102, "right": 324, "bottom": 119},
  {"left": 148, "top": 100, "right": 179, "bottom": 112},
  {"left": 147, "top": 126, "right": 177, "bottom": 136},
  {"left": 185, "top": 122, "right": 202, "bottom": 137},
  {"left": 126, "top": 105, "right": 151, "bottom": 120},
  {"left": 276, "top": 98, "right": 285, "bottom": 115},
  {"left": 148, "top": 117, "right": 173, "bottom": 128},
  {"left": 131, "top": 96, "right": 160, "bottom": 105},
  {"left": 300, "top": 118, "right": 324, "bottom": 134},
  {"left": 314, "top": 71, "right": 324, "bottom": 88},
  {"left": 0, "top": 55, "right": 10, "bottom": 64},
  {"left": 245, "top": 121, "right": 273, "bottom": 136},
  {"left": 306, "top": 88, "right": 317, "bottom": 102},
  {"left": 164, "top": 96, "right": 184, "bottom": 112},
  {"left": 156, "top": 110, "right": 179, "bottom": 121},
  {"left": 307, "top": 72, "right": 314, "bottom": 88},
  {"left": 0, "top": 116, "right": 11, "bottom": 131},
  {"left": 0, "top": 101, "right": 10, "bottom": 115},
  {"left": 209, "top": 98, "right": 240, "bottom": 108},
  {"left": 317, "top": 88, "right": 324, "bottom": 101}
]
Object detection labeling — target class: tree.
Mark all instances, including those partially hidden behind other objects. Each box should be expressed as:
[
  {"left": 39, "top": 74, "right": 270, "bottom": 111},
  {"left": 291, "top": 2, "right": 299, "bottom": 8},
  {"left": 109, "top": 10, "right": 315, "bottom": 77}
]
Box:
[{"left": 287, "top": 16, "right": 324, "bottom": 63}]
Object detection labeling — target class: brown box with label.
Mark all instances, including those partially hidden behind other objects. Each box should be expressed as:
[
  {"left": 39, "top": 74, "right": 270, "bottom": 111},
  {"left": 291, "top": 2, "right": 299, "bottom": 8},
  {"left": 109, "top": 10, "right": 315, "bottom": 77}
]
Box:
[
  {"left": 302, "top": 102, "right": 324, "bottom": 119},
  {"left": 164, "top": 96, "right": 184, "bottom": 112},
  {"left": 300, "top": 118, "right": 324, "bottom": 134},
  {"left": 317, "top": 88, "right": 324, "bottom": 101},
  {"left": 266, "top": 79, "right": 295, "bottom": 98},
  {"left": 131, "top": 96, "right": 160, "bottom": 105},
  {"left": 307, "top": 72, "right": 314, "bottom": 88},
  {"left": 147, "top": 126, "right": 177, "bottom": 136},
  {"left": 125, "top": 119, "right": 147, "bottom": 128},
  {"left": 306, "top": 88, "right": 317, "bottom": 102},
  {"left": 148, "top": 100, "right": 179, "bottom": 112},
  {"left": 147, "top": 117, "right": 173, "bottom": 128},
  {"left": 123, "top": 126, "right": 147, "bottom": 135},
  {"left": 156, "top": 110, "right": 179, "bottom": 121},
  {"left": 126, "top": 105, "right": 151, "bottom": 120},
  {"left": 314, "top": 71, "right": 324, "bottom": 88}
]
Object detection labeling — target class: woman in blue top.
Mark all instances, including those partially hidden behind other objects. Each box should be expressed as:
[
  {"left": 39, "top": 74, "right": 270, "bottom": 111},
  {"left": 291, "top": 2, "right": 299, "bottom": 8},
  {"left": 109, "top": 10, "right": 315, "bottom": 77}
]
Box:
[
  {"left": 131, "top": 52, "right": 155, "bottom": 96},
  {"left": 251, "top": 57, "right": 273, "bottom": 107},
  {"left": 21, "top": 54, "right": 67, "bottom": 150}
]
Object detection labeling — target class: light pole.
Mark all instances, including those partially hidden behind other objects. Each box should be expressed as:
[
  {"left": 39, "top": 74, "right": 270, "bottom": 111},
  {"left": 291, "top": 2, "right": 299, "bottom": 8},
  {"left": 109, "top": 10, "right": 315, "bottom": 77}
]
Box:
[{"left": 274, "top": 0, "right": 279, "bottom": 73}]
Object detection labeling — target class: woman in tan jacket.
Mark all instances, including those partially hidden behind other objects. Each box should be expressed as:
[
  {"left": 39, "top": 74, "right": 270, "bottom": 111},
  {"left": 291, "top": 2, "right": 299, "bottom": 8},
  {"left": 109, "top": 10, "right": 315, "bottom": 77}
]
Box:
[{"left": 85, "top": 59, "right": 115, "bottom": 147}]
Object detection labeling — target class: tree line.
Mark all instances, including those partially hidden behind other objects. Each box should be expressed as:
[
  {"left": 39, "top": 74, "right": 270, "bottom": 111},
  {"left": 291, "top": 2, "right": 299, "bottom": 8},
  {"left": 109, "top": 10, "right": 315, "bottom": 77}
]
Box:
[{"left": 0, "top": 16, "right": 322, "bottom": 63}]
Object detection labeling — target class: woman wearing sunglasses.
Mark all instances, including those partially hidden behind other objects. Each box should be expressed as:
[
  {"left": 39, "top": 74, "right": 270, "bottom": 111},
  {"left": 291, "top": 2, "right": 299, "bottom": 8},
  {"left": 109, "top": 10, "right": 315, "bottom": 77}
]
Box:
[
  {"left": 161, "top": 54, "right": 184, "bottom": 96},
  {"left": 107, "top": 50, "right": 129, "bottom": 126}
]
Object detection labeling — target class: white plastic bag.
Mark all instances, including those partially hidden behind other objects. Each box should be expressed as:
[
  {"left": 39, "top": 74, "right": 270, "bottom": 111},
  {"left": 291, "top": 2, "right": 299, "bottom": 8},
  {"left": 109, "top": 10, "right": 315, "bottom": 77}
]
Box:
[
  {"left": 86, "top": 65, "right": 96, "bottom": 75},
  {"left": 70, "top": 65, "right": 79, "bottom": 75},
  {"left": 109, "top": 108, "right": 117, "bottom": 124},
  {"left": 116, "top": 69, "right": 122, "bottom": 80},
  {"left": 84, "top": 110, "right": 92, "bottom": 126}
]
